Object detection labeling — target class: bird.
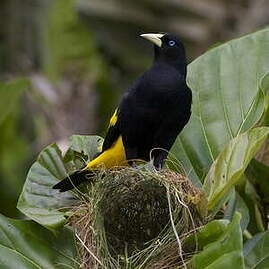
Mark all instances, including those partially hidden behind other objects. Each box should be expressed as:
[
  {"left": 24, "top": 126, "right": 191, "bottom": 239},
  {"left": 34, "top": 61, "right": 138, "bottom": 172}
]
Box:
[{"left": 53, "top": 33, "right": 192, "bottom": 192}]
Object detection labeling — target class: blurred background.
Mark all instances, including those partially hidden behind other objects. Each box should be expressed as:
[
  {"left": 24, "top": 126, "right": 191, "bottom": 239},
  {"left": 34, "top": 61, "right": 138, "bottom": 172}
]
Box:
[{"left": 0, "top": 0, "right": 269, "bottom": 217}]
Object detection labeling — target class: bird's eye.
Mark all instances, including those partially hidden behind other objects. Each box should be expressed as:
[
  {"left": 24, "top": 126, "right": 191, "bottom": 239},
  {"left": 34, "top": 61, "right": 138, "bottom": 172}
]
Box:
[{"left": 168, "top": 40, "right": 176, "bottom": 46}]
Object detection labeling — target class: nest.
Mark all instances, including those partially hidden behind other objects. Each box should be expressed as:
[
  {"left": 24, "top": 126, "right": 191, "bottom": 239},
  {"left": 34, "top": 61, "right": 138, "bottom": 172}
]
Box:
[{"left": 69, "top": 167, "right": 206, "bottom": 269}]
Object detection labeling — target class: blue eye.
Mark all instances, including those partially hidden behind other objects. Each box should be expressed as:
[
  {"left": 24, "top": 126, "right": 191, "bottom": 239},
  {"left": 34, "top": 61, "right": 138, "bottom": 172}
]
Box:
[{"left": 168, "top": 40, "right": 176, "bottom": 46}]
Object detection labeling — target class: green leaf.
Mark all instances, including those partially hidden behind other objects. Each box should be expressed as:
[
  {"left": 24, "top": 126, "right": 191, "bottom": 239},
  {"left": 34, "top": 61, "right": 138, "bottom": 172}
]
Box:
[
  {"left": 0, "top": 213, "right": 78, "bottom": 269},
  {"left": 0, "top": 78, "right": 29, "bottom": 124},
  {"left": 192, "top": 212, "right": 244, "bottom": 269},
  {"left": 244, "top": 159, "right": 269, "bottom": 232},
  {"left": 244, "top": 231, "right": 269, "bottom": 269},
  {"left": 260, "top": 73, "right": 269, "bottom": 125},
  {"left": 224, "top": 190, "right": 250, "bottom": 231},
  {"left": 171, "top": 28, "right": 269, "bottom": 183},
  {"left": 239, "top": 180, "right": 265, "bottom": 234},
  {"left": 17, "top": 135, "right": 102, "bottom": 230},
  {"left": 184, "top": 219, "right": 229, "bottom": 251},
  {"left": 247, "top": 159, "right": 269, "bottom": 203},
  {"left": 203, "top": 127, "right": 269, "bottom": 211},
  {"left": 66, "top": 135, "right": 103, "bottom": 162}
]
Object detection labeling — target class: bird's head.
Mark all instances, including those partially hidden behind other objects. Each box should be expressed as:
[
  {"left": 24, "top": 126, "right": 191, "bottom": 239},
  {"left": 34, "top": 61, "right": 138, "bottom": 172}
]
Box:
[{"left": 140, "top": 33, "right": 186, "bottom": 72}]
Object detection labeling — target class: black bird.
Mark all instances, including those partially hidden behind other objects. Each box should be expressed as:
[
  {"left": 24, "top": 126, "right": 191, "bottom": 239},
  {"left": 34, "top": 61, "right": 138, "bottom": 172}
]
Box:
[{"left": 53, "top": 33, "right": 192, "bottom": 192}]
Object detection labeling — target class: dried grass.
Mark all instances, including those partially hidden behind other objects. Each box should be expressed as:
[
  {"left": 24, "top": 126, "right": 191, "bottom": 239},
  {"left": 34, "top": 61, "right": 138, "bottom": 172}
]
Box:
[{"left": 68, "top": 167, "right": 207, "bottom": 269}]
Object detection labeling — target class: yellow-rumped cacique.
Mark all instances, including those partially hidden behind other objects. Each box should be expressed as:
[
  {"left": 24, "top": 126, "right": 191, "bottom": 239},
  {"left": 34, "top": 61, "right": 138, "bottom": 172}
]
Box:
[{"left": 53, "top": 33, "right": 192, "bottom": 192}]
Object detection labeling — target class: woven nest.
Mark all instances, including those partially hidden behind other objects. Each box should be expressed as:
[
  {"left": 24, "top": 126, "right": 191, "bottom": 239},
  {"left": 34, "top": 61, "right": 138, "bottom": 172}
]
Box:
[{"left": 69, "top": 167, "right": 207, "bottom": 269}]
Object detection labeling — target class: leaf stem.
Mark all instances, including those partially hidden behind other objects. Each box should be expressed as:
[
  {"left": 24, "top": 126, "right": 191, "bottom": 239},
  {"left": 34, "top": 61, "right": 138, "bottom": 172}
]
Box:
[{"left": 243, "top": 230, "right": 253, "bottom": 240}]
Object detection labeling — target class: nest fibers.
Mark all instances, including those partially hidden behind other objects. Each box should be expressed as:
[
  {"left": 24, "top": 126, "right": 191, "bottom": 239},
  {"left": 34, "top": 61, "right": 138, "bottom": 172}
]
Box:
[{"left": 69, "top": 167, "right": 207, "bottom": 269}]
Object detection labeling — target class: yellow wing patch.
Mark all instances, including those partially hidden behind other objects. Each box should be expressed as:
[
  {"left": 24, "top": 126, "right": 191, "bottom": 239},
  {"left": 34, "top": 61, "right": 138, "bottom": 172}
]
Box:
[
  {"left": 84, "top": 135, "right": 127, "bottom": 169},
  {"left": 109, "top": 108, "right": 118, "bottom": 126}
]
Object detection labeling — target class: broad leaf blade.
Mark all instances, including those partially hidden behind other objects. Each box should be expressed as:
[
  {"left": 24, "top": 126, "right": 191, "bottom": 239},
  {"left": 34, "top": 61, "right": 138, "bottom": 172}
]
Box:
[
  {"left": 0, "top": 213, "right": 78, "bottom": 269},
  {"left": 244, "top": 231, "right": 269, "bottom": 269},
  {"left": 203, "top": 127, "right": 269, "bottom": 211},
  {"left": 192, "top": 212, "right": 244, "bottom": 269},
  {"left": 171, "top": 28, "right": 269, "bottom": 183},
  {"left": 17, "top": 144, "right": 77, "bottom": 230},
  {"left": 17, "top": 135, "right": 102, "bottom": 230}
]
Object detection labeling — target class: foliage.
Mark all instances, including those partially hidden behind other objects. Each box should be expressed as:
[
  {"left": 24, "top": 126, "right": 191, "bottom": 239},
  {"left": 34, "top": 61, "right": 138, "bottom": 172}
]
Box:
[
  {"left": 0, "top": 213, "right": 78, "bottom": 269},
  {"left": 44, "top": 0, "right": 118, "bottom": 130},
  {"left": 44, "top": 0, "right": 100, "bottom": 80},
  {"left": 244, "top": 231, "right": 269, "bottom": 269},
  {"left": 1, "top": 28, "right": 269, "bottom": 268},
  {"left": 0, "top": 79, "right": 29, "bottom": 123},
  {"left": 204, "top": 127, "right": 269, "bottom": 211},
  {"left": 192, "top": 213, "right": 244, "bottom": 269},
  {"left": 17, "top": 135, "right": 103, "bottom": 230},
  {"left": 171, "top": 28, "right": 269, "bottom": 184},
  {"left": 0, "top": 79, "right": 30, "bottom": 217}
]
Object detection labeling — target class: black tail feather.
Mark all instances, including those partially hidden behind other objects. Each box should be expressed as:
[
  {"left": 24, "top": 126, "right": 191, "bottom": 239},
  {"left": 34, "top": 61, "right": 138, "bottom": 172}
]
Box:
[{"left": 53, "top": 170, "right": 94, "bottom": 192}]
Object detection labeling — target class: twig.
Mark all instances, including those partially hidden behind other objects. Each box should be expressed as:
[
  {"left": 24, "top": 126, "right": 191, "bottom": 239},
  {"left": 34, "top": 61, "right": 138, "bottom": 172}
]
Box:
[{"left": 166, "top": 187, "right": 187, "bottom": 269}]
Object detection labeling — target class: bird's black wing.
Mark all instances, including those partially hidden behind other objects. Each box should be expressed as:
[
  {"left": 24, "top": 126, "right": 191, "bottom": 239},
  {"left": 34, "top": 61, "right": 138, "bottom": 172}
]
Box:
[
  {"left": 119, "top": 76, "right": 165, "bottom": 162},
  {"left": 101, "top": 108, "right": 121, "bottom": 152}
]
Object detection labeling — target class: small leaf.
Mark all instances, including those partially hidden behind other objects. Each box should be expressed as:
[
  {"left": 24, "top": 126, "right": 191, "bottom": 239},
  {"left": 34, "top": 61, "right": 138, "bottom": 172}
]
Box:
[
  {"left": 67, "top": 134, "right": 103, "bottom": 162},
  {"left": 17, "top": 135, "right": 102, "bottom": 230},
  {"left": 203, "top": 127, "right": 269, "bottom": 211},
  {"left": 260, "top": 72, "right": 269, "bottom": 124},
  {"left": 244, "top": 231, "right": 269, "bottom": 269},
  {"left": 192, "top": 212, "right": 244, "bottom": 269},
  {"left": 0, "top": 213, "right": 78, "bottom": 269},
  {"left": 224, "top": 190, "right": 250, "bottom": 231},
  {"left": 184, "top": 219, "right": 229, "bottom": 251},
  {"left": 240, "top": 180, "right": 265, "bottom": 234},
  {"left": 247, "top": 159, "right": 269, "bottom": 203}
]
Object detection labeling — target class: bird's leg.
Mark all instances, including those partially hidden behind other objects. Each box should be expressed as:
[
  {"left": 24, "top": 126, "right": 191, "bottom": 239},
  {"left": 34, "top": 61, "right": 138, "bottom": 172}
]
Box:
[
  {"left": 152, "top": 123, "right": 182, "bottom": 170},
  {"left": 130, "top": 161, "right": 139, "bottom": 169},
  {"left": 153, "top": 150, "right": 168, "bottom": 170},
  {"left": 125, "top": 146, "right": 138, "bottom": 167}
]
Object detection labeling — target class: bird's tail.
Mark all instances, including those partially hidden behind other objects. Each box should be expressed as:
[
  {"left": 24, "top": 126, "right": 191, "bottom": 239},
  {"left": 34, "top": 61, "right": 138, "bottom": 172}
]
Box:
[{"left": 52, "top": 170, "right": 94, "bottom": 192}]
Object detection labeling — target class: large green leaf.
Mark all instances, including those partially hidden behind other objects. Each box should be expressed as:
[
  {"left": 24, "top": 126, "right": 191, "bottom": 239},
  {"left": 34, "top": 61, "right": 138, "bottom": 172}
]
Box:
[
  {"left": 17, "top": 135, "right": 102, "bottom": 230},
  {"left": 192, "top": 212, "right": 244, "bottom": 269},
  {"left": 171, "top": 28, "right": 269, "bottom": 184},
  {"left": 244, "top": 231, "right": 269, "bottom": 269},
  {"left": 0, "top": 213, "right": 78, "bottom": 269},
  {"left": 203, "top": 127, "right": 269, "bottom": 211},
  {"left": 0, "top": 78, "right": 29, "bottom": 124}
]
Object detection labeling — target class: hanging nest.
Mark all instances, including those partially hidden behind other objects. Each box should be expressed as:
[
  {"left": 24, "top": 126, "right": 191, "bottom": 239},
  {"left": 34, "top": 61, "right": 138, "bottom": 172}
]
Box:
[{"left": 69, "top": 167, "right": 207, "bottom": 269}]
